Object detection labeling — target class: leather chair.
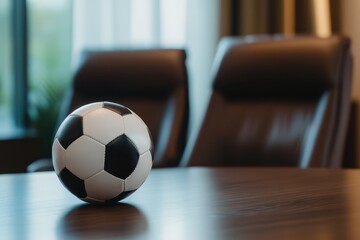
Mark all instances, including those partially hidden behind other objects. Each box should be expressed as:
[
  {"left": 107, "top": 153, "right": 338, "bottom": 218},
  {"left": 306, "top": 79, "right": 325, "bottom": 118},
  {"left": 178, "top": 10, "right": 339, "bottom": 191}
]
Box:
[
  {"left": 29, "top": 49, "right": 189, "bottom": 171},
  {"left": 181, "top": 35, "right": 352, "bottom": 168}
]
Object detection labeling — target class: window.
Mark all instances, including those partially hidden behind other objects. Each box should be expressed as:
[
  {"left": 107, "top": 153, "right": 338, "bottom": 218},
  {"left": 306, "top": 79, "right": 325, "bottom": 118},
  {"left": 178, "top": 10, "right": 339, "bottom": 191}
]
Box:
[
  {"left": 0, "top": 0, "right": 72, "bottom": 145},
  {"left": 2, "top": 0, "right": 218, "bottom": 158},
  {"left": 28, "top": 0, "right": 72, "bottom": 156},
  {"left": 0, "top": 0, "right": 14, "bottom": 136}
]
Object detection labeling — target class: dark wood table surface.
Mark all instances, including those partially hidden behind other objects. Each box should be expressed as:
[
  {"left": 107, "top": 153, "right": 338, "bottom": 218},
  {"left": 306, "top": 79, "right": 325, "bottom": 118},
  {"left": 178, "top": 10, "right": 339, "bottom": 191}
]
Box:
[{"left": 2, "top": 167, "right": 360, "bottom": 240}]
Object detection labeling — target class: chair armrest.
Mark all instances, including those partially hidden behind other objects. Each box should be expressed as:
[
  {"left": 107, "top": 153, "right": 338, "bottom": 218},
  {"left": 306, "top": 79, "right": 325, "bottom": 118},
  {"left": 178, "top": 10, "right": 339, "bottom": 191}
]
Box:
[{"left": 27, "top": 158, "right": 54, "bottom": 172}]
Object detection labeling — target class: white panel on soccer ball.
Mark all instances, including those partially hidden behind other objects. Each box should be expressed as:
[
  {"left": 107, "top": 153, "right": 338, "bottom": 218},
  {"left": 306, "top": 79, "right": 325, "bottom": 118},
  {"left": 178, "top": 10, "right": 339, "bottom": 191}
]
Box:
[
  {"left": 125, "top": 150, "right": 152, "bottom": 191},
  {"left": 52, "top": 138, "right": 66, "bottom": 174},
  {"left": 65, "top": 135, "right": 105, "bottom": 180},
  {"left": 129, "top": 109, "right": 143, "bottom": 121},
  {"left": 123, "top": 114, "right": 151, "bottom": 155},
  {"left": 85, "top": 170, "right": 125, "bottom": 201},
  {"left": 83, "top": 108, "right": 125, "bottom": 145},
  {"left": 70, "top": 102, "right": 103, "bottom": 116}
]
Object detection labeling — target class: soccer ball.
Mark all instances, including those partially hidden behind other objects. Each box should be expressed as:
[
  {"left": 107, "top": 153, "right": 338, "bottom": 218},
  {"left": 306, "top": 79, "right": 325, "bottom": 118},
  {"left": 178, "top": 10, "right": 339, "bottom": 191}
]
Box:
[{"left": 52, "top": 101, "right": 153, "bottom": 204}]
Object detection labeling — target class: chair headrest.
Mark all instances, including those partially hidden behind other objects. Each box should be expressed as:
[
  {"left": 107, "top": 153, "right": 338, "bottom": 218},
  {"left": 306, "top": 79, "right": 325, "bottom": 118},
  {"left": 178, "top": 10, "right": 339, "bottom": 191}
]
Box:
[
  {"left": 73, "top": 49, "right": 187, "bottom": 98},
  {"left": 212, "top": 35, "right": 350, "bottom": 100}
]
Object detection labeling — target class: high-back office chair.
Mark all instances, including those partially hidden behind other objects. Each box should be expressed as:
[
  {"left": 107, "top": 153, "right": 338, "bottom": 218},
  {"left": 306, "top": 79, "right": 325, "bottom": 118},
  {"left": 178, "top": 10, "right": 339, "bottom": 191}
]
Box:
[
  {"left": 181, "top": 35, "right": 352, "bottom": 168},
  {"left": 29, "top": 49, "right": 189, "bottom": 171}
]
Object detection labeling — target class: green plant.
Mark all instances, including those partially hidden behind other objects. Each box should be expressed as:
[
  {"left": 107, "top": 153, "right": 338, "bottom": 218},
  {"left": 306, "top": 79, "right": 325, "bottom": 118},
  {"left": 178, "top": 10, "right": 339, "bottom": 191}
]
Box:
[{"left": 29, "top": 75, "right": 66, "bottom": 157}]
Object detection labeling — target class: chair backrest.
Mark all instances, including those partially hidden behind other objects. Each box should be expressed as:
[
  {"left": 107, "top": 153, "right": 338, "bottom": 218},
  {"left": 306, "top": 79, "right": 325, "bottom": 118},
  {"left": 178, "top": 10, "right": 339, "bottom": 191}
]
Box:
[
  {"left": 181, "top": 35, "right": 352, "bottom": 168},
  {"left": 61, "top": 49, "right": 189, "bottom": 167}
]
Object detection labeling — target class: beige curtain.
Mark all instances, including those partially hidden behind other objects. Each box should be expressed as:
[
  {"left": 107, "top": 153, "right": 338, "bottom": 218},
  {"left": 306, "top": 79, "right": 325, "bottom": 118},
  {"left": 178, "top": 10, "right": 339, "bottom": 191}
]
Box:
[{"left": 219, "top": 0, "right": 340, "bottom": 37}]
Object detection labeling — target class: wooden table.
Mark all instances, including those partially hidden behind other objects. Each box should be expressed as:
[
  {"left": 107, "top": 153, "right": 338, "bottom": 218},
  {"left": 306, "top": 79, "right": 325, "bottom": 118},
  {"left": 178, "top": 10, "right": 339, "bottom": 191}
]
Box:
[{"left": 2, "top": 167, "right": 360, "bottom": 240}]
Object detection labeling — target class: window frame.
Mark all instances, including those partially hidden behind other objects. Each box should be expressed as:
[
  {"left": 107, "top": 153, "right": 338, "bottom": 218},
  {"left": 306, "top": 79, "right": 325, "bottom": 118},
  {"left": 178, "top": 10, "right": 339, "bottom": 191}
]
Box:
[{"left": 11, "top": 0, "right": 29, "bottom": 130}]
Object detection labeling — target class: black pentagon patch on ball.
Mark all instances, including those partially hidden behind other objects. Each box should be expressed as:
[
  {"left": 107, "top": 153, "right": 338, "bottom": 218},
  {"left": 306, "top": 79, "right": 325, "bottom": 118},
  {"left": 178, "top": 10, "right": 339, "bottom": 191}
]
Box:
[
  {"left": 56, "top": 115, "right": 83, "bottom": 149},
  {"left": 103, "top": 101, "right": 131, "bottom": 116},
  {"left": 105, "top": 190, "right": 136, "bottom": 204},
  {"left": 59, "top": 168, "right": 87, "bottom": 198},
  {"left": 105, "top": 135, "right": 140, "bottom": 179}
]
